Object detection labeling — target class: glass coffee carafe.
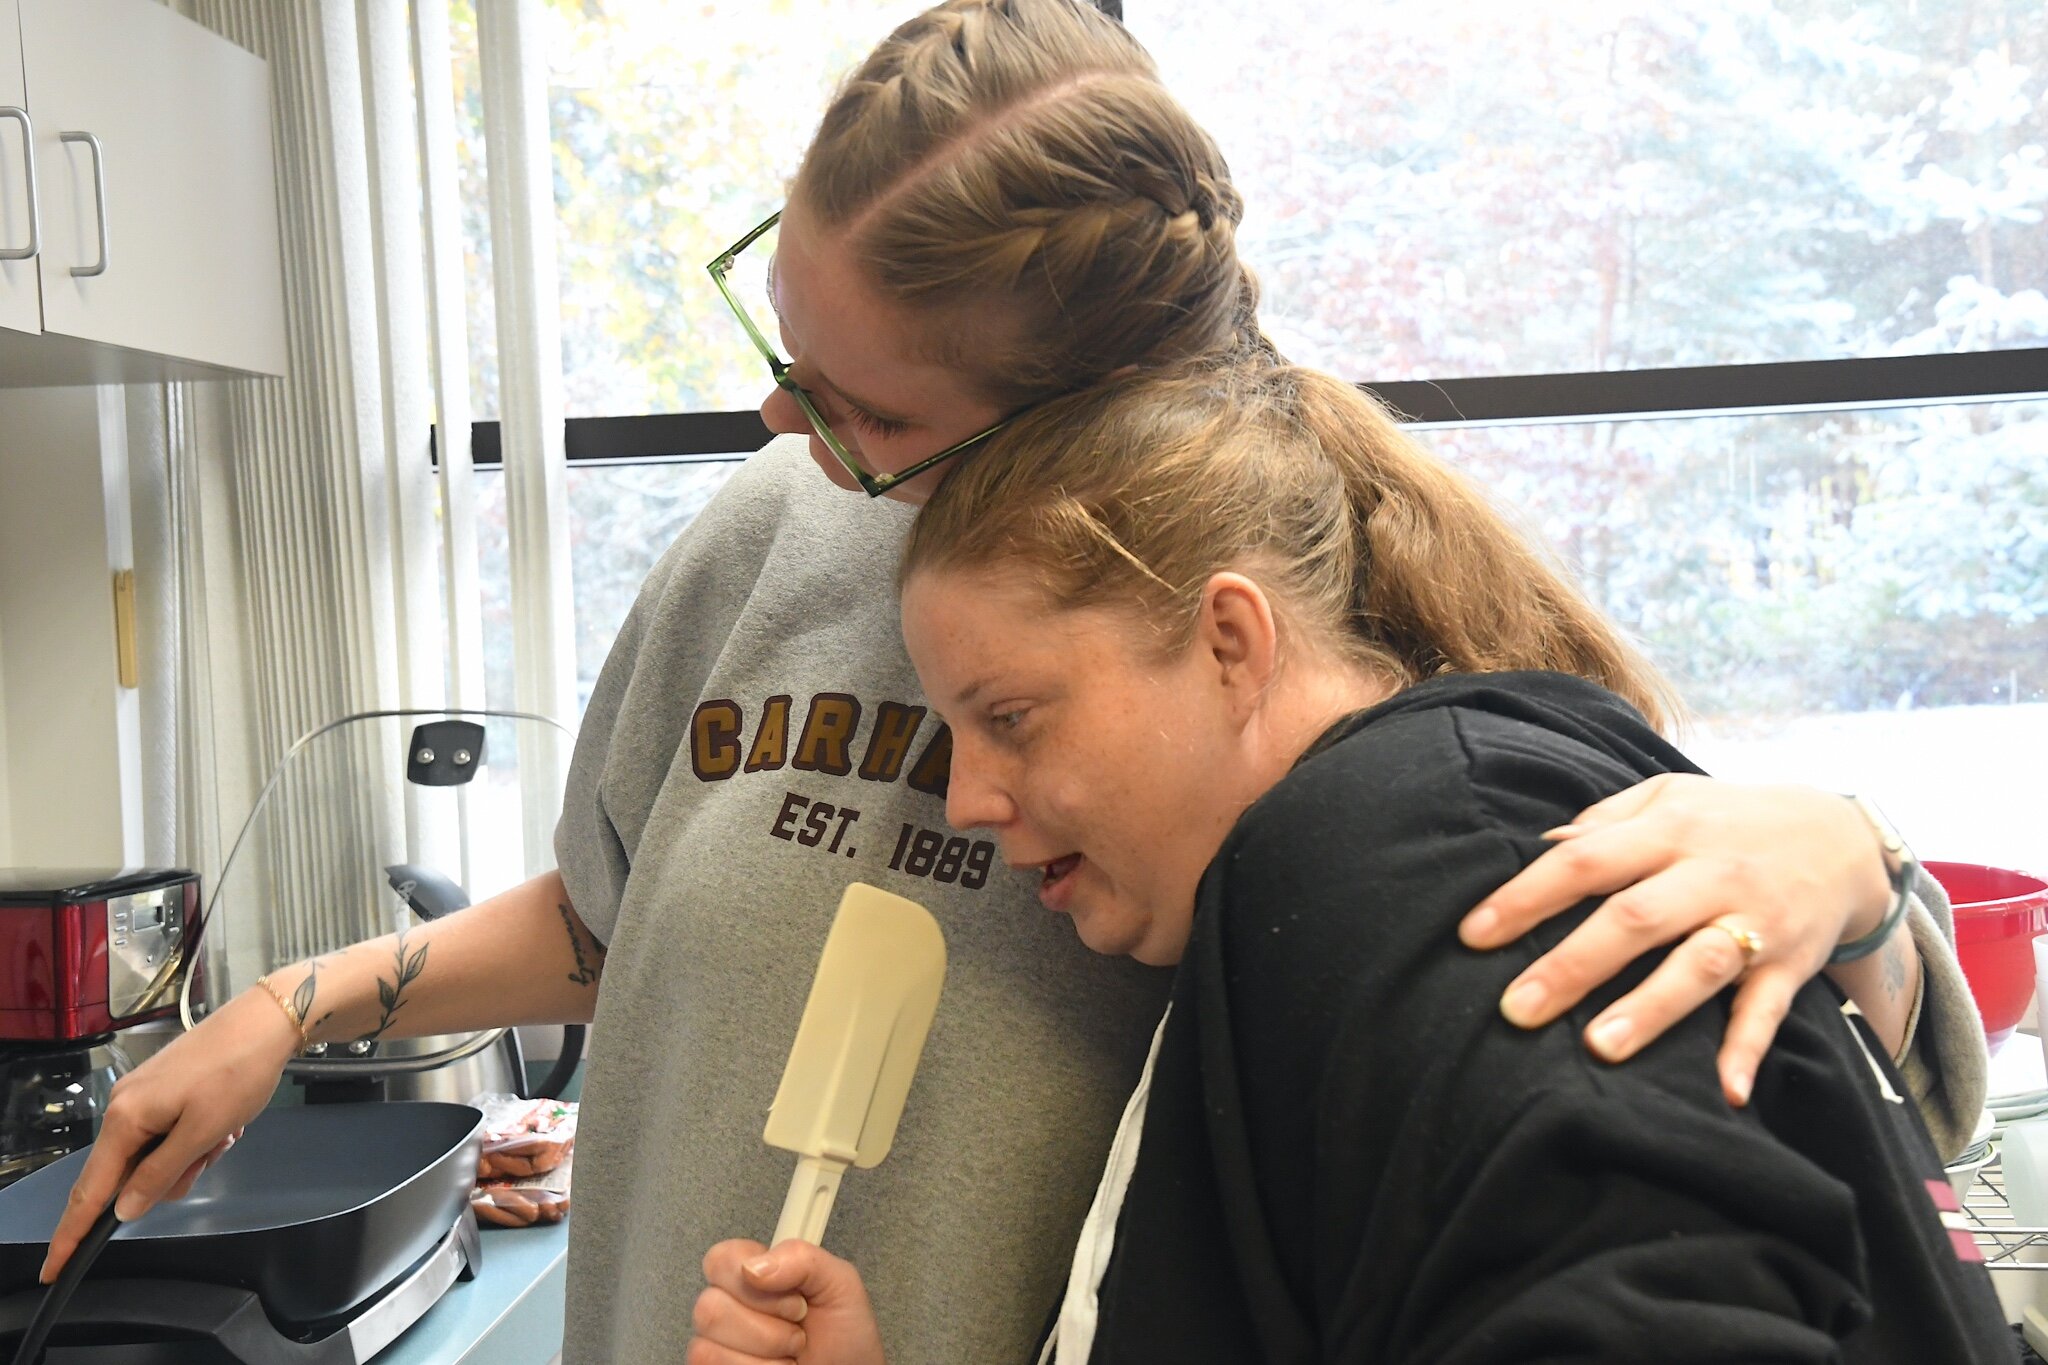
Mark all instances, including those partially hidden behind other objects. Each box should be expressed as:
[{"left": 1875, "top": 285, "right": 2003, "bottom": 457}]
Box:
[{"left": 0, "top": 1035, "right": 133, "bottom": 1188}]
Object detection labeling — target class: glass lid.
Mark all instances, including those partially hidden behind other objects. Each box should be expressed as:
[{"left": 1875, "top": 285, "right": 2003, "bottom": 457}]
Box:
[{"left": 182, "top": 709, "right": 572, "bottom": 1076}]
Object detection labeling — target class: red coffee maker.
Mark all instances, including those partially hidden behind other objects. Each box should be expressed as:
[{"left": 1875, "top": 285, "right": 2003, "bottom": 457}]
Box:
[{"left": 0, "top": 867, "right": 201, "bottom": 1186}]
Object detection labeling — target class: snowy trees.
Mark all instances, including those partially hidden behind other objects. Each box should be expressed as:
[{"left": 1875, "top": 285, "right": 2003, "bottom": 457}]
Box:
[{"left": 1145, "top": 0, "right": 2046, "bottom": 716}]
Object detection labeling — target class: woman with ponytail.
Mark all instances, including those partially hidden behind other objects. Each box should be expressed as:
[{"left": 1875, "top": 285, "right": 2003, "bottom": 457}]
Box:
[
  {"left": 695, "top": 359, "right": 2013, "bottom": 1363},
  {"left": 51, "top": 4, "right": 1982, "bottom": 1360}
]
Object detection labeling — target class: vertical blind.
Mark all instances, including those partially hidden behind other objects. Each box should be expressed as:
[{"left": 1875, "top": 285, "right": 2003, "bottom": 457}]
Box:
[{"left": 161, "top": 0, "right": 572, "bottom": 986}]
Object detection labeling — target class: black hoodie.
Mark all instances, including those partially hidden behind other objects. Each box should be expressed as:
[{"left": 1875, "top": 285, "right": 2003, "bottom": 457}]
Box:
[{"left": 1084, "top": 671, "right": 2012, "bottom": 1364}]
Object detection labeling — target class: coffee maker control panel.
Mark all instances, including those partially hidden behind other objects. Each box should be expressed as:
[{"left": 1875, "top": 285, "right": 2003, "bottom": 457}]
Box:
[{"left": 106, "top": 885, "right": 185, "bottom": 1020}]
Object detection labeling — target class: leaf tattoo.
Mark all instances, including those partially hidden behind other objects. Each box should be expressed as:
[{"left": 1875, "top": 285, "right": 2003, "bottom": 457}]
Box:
[
  {"left": 290, "top": 955, "right": 336, "bottom": 1037},
  {"left": 362, "top": 931, "right": 430, "bottom": 1041},
  {"left": 291, "top": 965, "right": 317, "bottom": 1025}
]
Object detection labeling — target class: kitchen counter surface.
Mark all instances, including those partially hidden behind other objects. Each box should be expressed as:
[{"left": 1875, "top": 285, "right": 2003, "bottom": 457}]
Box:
[{"left": 381, "top": 1217, "right": 567, "bottom": 1364}]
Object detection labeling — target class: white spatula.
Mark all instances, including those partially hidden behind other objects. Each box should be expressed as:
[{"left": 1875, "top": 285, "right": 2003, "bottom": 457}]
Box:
[{"left": 765, "top": 882, "right": 946, "bottom": 1247}]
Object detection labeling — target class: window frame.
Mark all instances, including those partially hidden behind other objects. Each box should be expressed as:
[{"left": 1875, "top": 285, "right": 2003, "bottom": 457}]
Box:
[{"left": 440, "top": 346, "right": 2048, "bottom": 467}]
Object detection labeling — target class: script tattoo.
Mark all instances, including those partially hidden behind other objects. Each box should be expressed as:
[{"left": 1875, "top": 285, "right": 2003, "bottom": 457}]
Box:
[
  {"left": 361, "top": 931, "right": 430, "bottom": 1041},
  {"left": 1882, "top": 932, "right": 1909, "bottom": 1003},
  {"left": 558, "top": 901, "right": 603, "bottom": 987}
]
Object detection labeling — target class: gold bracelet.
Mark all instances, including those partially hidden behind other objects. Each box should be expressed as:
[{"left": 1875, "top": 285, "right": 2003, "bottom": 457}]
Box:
[{"left": 253, "top": 974, "right": 312, "bottom": 1051}]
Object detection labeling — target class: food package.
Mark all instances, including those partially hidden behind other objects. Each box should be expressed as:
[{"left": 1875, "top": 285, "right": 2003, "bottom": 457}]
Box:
[
  {"left": 474, "top": 1149, "right": 574, "bottom": 1228},
  {"left": 472, "top": 1094, "right": 577, "bottom": 1181},
  {"left": 468, "top": 1094, "right": 577, "bottom": 1226}
]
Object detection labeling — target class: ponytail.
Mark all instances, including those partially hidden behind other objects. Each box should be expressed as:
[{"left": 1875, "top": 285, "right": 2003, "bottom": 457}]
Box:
[{"left": 904, "top": 360, "right": 1679, "bottom": 732}]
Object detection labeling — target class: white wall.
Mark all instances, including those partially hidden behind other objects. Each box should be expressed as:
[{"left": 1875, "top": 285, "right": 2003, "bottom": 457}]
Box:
[
  {"left": 0, "top": 386, "right": 130, "bottom": 866},
  {"left": 0, "top": 627, "right": 12, "bottom": 865}
]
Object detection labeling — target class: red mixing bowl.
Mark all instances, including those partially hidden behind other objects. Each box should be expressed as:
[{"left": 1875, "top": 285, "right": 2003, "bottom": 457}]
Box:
[{"left": 1930, "top": 861, "right": 2048, "bottom": 1051}]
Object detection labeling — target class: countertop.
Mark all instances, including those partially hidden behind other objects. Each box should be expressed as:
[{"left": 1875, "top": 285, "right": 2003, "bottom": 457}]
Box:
[{"left": 379, "top": 1217, "right": 568, "bottom": 1364}]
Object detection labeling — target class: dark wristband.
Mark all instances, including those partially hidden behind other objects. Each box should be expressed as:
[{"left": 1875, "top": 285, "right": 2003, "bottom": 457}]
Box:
[
  {"left": 1830, "top": 794, "right": 1915, "bottom": 966},
  {"left": 1829, "top": 872, "right": 1912, "bottom": 964}
]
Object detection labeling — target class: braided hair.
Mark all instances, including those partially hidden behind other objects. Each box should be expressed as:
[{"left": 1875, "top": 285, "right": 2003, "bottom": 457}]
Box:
[{"left": 792, "top": 0, "right": 1278, "bottom": 411}]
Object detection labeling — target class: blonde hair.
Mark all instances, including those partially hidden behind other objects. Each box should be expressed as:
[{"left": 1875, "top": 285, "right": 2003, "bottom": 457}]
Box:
[
  {"left": 793, "top": 0, "right": 1277, "bottom": 411},
  {"left": 903, "top": 361, "right": 1681, "bottom": 732}
]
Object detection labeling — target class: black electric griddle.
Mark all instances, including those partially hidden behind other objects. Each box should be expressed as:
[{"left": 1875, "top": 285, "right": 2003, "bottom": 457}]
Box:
[{"left": 0, "top": 1102, "right": 484, "bottom": 1363}]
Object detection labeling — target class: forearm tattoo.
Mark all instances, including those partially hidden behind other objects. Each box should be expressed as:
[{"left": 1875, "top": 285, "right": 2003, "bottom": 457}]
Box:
[
  {"left": 361, "top": 931, "right": 430, "bottom": 1041},
  {"left": 289, "top": 955, "right": 337, "bottom": 1037},
  {"left": 558, "top": 901, "right": 603, "bottom": 988}
]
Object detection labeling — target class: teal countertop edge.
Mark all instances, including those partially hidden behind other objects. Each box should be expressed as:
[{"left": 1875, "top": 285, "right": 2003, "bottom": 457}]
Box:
[{"left": 378, "top": 1218, "right": 568, "bottom": 1364}]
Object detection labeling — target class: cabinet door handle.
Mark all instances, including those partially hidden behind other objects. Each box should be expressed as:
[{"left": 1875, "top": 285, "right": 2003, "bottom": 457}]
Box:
[
  {"left": 59, "top": 130, "right": 108, "bottom": 278},
  {"left": 0, "top": 107, "right": 37, "bottom": 262}
]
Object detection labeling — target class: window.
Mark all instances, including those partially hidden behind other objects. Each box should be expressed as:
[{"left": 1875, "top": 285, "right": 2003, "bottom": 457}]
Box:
[
  {"left": 1430, "top": 400, "right": 2046, "bottom": 868},
  {"left": 450, "top": 0, "right": 931, "bottom": 420},
  {"left": 451, "top": 0, "right": 2046, "bottom": 873},
  {"left": 1140, "top": 0, "right": 2048, "bottom": 379},
  {"left": 473, "top": 457, "right": 744, "bottom": 716}
]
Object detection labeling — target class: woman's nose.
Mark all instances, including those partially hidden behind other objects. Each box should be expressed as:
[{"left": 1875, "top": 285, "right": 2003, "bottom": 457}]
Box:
[
  {"left": 943, "top": 745, "right": 1015, "bottom": 832},
  {"left": 760, "top": 383, "right": 808, "bottom": 436}
]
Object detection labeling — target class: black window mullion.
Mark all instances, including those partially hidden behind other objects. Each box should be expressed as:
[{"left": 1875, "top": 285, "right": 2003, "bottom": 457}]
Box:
[
  {"left": 435, "top": 346, "right": 2048, "bottom": 467},
  {"left": 1377, "top": 347, "right": 2048, "bottom": 428}
]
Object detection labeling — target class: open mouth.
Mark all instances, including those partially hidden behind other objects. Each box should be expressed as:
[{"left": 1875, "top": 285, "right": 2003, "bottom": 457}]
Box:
[{"left": 1036, "top": 853, "right": 1084, "bottom": 910}]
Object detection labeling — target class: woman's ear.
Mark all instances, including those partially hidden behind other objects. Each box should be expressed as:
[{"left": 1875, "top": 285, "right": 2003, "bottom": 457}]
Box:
[{"left": 1196, "top": 572, "right": 1280, "bottom": 719}]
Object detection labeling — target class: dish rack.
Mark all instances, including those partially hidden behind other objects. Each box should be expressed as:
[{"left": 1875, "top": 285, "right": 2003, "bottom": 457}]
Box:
[
  {"left": 1968, "top": 1157, "right": 2048, "bottom": 1267},
  {"left": 1965, "top": 1146, "right": 2048, "bottom": 1358}
]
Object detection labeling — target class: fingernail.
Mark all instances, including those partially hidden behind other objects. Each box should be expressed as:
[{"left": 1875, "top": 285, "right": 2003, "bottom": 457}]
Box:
[
  {"left": 1501, "top": 978, "right": 1547, "bottom": 1026},
  {"left": 1588, "top": 1015, "right": 1633, "bottom": 1060},
  {"left": 744, "top": 1254, "right": 773, "bottom": 1278},
  {"left": 114, "top": 1194, "right": 144, "bottom": 1222},
  {"left": 36, "top": 1259, "right": 51, "bottom": 1285},
  {"left": 1541, "top": 823, "right": 1584, "bottom": 840},
  {"left": 1460, "top": 905, "right": 1499, "bottom": 946},
  {"left": 1729, "top": 1070, "right": 1753, "bottom": 1106}
]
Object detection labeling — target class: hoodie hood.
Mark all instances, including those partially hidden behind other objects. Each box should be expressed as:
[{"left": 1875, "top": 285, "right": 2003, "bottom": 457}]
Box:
[{"left": 1298, "top": 669, "right": 1699, "bottom": 783}]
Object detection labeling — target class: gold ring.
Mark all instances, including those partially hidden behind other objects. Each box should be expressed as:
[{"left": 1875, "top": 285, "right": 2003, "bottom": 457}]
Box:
[{"left": 1709, "top": 919, "right": 1764, "bottom": 967}]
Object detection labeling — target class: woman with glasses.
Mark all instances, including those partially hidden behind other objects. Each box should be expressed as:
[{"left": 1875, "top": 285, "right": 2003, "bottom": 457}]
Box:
[
  {"left": 47, "top": 3, "right": 1985, "bottom": 1360},
  {"left": 692, "top": 358, "right": 2014, "bottom": 1365}
]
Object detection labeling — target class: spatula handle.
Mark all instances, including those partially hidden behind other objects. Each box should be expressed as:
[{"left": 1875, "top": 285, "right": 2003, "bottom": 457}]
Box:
[{"left": 772, "top": 1153, "right": 848, "bottom": 1246}]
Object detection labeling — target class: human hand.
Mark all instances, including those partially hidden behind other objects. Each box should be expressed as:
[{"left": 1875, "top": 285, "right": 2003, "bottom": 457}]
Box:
[
  {"left": 39, "top": 987, "right": 300, "bottom": 1283},
  {"left": 690, "top": 1238, "right": 887, "bottom": 1365},
  {"left": 1458, "top": 775, "right": 1891, "bottom": 1107}
]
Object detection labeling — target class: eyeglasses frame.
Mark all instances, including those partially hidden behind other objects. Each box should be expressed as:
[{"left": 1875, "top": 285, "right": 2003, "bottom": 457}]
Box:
[{"left": 708, "top": 210, "right": 1011, "bottom": 498}]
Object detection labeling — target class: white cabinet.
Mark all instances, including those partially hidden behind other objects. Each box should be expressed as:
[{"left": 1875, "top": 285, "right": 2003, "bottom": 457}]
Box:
[
  {"left": 0, "top": 0, "right": 286, "bottom": 382},
  {"left": 0, "top": 0, "right": 39, "bottom": 338}
]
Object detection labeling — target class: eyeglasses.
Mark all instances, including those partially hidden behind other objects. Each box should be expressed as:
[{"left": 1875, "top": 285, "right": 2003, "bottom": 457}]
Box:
[{"left": 708, "top": 210, "right": 1010, "bottom": 498}]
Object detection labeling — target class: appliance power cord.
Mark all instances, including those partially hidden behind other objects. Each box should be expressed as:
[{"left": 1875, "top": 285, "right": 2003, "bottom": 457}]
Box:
[
  {"left": 533, "top": 1025, "right": 586, "bottom": 1101},
  {"left": 9, "top": 1136, "right": 161, "bottom": 1365}
]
